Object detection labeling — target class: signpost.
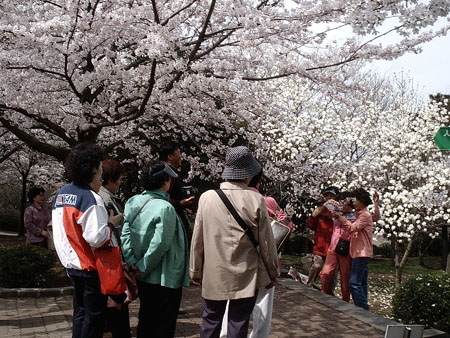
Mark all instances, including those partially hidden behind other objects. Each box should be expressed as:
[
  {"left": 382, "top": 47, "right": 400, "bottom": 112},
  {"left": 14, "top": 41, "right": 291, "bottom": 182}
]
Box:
[
  {"left": 434, "top": 128, "right": 450, "bottom": 273},
  {"left": 433, "top": 127, "right": 450, "bottom": 150}
]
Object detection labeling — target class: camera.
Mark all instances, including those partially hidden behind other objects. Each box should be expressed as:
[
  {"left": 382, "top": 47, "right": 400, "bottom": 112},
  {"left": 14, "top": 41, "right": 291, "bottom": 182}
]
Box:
[{"left": 182, "top": 186, "right": 198, "bottom": 198}]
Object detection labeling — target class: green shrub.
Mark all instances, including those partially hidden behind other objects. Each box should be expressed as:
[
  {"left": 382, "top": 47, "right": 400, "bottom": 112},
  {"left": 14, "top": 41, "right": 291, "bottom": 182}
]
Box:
[
  {"left": 0, "top": 213, "right": 20, "bottom": 232},
  {"left": 373, "top": 242, "right": 392, "bottom": 258},
  {"left": 392, "top": 272, "right": 450, "bottom": 333},
  {"left": 0, "top": 244, "right": 57, "bottom": 288}
]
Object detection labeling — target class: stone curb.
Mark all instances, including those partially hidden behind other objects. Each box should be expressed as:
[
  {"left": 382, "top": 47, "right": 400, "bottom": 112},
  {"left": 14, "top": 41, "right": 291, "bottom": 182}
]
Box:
[
  {"left": 279, "top": 278, "right": 450, "bottom": 338},
  {"left": 0, "top": 286, "right": 73, "bottom": 298}
]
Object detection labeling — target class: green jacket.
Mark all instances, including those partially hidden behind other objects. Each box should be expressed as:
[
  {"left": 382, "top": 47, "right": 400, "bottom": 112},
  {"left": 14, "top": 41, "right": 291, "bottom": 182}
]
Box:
[{"left": 120, "top": 190, "right": 190, "bottom": 288}]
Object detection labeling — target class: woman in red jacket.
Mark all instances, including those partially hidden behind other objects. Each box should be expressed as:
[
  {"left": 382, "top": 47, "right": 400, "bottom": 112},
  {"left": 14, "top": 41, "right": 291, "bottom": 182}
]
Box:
[{"left": 306, "top": 186, "right": 339, "bottom": 287}]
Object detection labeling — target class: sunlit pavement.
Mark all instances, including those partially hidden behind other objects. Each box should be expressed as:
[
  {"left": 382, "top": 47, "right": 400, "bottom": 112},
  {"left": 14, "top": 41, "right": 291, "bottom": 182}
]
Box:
[{"left": 0, "top": 279, "right": 388, "bottom": 338}]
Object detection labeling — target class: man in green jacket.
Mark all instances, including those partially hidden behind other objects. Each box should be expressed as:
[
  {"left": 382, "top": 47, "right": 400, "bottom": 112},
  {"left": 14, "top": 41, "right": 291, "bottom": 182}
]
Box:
[{"left": 121, "top": 160, "right": 190, "bottom": 338}]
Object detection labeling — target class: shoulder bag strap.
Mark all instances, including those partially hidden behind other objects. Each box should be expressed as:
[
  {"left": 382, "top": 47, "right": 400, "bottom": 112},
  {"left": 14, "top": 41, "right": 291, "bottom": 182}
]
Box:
[
  {"left": 215, "top": 189, "right": 259, "bottom": 248},
  {"left": 128, "top": 197, "right": 158, "bottom": 228},
  {"left": 215, "top": 189, "right": 273, "bottom": 278}
]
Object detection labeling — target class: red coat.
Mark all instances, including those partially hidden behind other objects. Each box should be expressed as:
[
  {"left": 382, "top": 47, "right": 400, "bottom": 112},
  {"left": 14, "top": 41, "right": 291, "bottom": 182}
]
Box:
[{"left": 307, "top": 215, "right": 334, "bottom": 256}]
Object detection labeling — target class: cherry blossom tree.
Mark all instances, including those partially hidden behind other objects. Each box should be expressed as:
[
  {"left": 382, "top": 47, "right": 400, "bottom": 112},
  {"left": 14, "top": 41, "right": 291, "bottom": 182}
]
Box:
[
  {"left": 1, "top": 0, "right": 449, "bottom": 174},
  {"left": 1, "top": 1, "right": 449, "bottom": 283}
]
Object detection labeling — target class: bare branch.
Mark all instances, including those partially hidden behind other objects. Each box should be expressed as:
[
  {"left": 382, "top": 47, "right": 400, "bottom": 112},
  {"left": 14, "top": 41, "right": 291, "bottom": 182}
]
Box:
[
  {"left": 67, "top": 2, "right": 80, "bottom": 49},
  {"left": 0, "top": 117, "right": 69, "bottom": 161},
  {"left": 63, "top": 54, "right": 83, "bottom": 99},
  {"left": 42, "top": 1, "right": 62, "bottom": 8},
  {"left": 0, "top": 145, "right": 22, "bottom": 164},
  {"left": 0, "top": 104, "right": 77, "bottom": 146},
  {"left": 305, "top": 56, "right": 359, "bottom": 71},
  {"left": 124, "top": 56, "right": 150, "bottom": 71},
  {"left": 161, "top": 0, "right": 199, "bottom": 26},
  {"left": 188, "top": 0, "right": 216, "bottom": 62},
  {"left": 89, "top": 0, "right": 101, "bottom": 27},
  {"left": 6, "top": 65, "right": 65, "bottom": 79},
  {"left": 139, "top": 59, "right": 158, "bottom": 114},
  {"left": 193, "top": 29, "right": 235, "bottom": 60},
  {"left": 242, "top": 72, "right": 297, "bottom": 81},
  {"left": 165, "top": 1, "right": 216, "bottom": 92},
  {"left": 151, "top": 0, "right": 160, "bottom": 24},
  {"left": 256, "top": 0, "right": 282, "bottom": 10},
  {"left": 183, "top": 26, "right": 242, "bottom": 46},
  {"left": 306, "top": 24, "right": 406, "bottom": 72}
]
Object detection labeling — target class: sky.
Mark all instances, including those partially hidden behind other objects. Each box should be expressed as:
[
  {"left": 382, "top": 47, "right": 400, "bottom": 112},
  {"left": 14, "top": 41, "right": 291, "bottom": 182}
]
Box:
[
  {"left": 285, "top": 0, "right": 450, "bottom": 102},
  {"left": 369, "top": 30, "right": 450, "bottom": 100}
]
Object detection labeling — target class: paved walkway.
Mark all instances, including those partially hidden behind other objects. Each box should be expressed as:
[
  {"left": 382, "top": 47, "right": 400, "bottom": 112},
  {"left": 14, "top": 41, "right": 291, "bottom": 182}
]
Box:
[{"left": 0, "top": 279, "right": 386, "bottom": 338}]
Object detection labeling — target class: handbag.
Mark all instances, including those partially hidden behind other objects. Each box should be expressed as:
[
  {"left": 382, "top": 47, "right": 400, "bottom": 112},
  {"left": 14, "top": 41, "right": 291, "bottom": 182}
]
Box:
[
  {"left": 94, "top": 245, "right": 127, "bottom": 296},
  {"left": 123, "top": 264, "right": 138, "bottom": 301},
  {"left": 334, "top": 224, "right": 350, "bottom": 256},
  {"left": 335, "top": 237, "right": 349, "bottom": 256},
  {"left": 215, "top": 189, "right": 273, "bottom": 278},
  {"left": 94, "top": 196, "right": 158, "bottom": 296},
  {"left": 270, "top": 218, "right": 291, "bottom": 252}
]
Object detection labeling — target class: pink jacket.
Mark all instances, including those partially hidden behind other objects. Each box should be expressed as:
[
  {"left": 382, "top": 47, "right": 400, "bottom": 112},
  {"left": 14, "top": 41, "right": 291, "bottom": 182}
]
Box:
[
  {"left": 249, "top": 188, "right": 293, "bottom": 230},
  {"left": 338, "top": 208, "right": 373, "bottom": 258}
]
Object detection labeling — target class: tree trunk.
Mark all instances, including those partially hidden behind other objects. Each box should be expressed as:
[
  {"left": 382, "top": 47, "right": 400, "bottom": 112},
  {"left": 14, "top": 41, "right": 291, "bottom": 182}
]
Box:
[
  {"left": 18, "top": 171, "right": 29, "bottom": 236},
  {"left": 446, "top": 252, "right": 450, "bottom": 273},
  {"left": 390, "top": 236, "right": 396, "bottom": 267},
  {"left": 394, "top": 241, "right": 402, "bottom": 289},
  {"left": 394, "top": 237, "right": 415, "bottom": 289},
  {"left": 418, "top": 232, "right": 425, "bottom": 267},
  {"left": 442, "top": 225, "right": 449, "bottom": 270}
]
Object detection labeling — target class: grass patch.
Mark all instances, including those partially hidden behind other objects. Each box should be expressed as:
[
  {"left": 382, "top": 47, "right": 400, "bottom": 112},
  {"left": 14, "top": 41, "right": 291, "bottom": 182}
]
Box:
[
  {"left": 369, "top": 256, "right": 441, "bottom": 275},
  {"left": 281, "top": 253, "right": 444, "bottom": 321}
]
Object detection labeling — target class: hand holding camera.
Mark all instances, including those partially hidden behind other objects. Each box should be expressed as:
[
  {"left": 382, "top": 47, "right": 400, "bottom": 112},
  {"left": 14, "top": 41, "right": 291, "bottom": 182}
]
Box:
[
  {"left": 323, "top": 199, "right": 342, "bottom": 213},
  {"left": 181, "top": 186, "right": 198, "bottom": 206}
]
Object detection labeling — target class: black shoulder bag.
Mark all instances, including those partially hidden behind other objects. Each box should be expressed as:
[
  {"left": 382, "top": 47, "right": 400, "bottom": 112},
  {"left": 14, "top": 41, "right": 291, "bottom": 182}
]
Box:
[{"left": 334, "top": 224, "right": 350, "bottom": 256}]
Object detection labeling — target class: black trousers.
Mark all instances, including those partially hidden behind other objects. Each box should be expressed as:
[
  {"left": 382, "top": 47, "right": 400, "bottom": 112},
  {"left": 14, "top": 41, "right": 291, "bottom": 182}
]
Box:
[
  {"left": 69, "top": 273, "right": 107, "bottom": 338},
  {"left": 136, "top": 280, "right": 183, "bottom": 338},
  {"left": 200, "top": 296, "right": 257, "bottom": 338},
  {"left": 105, "top": 305, "right": 131, "bottom": 338}
]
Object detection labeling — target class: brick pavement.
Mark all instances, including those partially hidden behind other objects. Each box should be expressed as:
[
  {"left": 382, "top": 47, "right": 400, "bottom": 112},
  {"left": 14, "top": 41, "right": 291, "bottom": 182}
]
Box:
[{"left": 0, "top": 279, "right": 387, "bottom": 338}]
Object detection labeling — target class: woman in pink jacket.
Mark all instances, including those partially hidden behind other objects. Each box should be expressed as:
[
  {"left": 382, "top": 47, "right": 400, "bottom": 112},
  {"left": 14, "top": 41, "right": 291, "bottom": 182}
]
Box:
[
  {"left": 331, "top": 188, "right": 373, "bottom": 310},
  {"left": 320, "top": 194, "right": 353, "bottom": 302}
]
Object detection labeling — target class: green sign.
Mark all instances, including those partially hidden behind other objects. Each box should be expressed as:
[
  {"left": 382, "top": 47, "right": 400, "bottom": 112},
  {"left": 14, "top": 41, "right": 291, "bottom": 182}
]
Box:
[{"left": 434, "top": 127, "right": 450, "bottom": 150}]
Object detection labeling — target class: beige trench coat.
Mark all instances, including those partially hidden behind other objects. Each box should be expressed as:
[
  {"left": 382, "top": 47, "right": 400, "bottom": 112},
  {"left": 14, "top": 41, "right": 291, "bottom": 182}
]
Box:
[{"left": 190, "top": 181, "right": 278, "bottom": 300}]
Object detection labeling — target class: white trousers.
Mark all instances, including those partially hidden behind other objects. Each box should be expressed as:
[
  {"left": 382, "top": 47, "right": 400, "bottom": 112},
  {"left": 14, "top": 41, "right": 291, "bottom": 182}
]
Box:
[{"left": 220, "top": 286, "right": 275, "bottom": 338}]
